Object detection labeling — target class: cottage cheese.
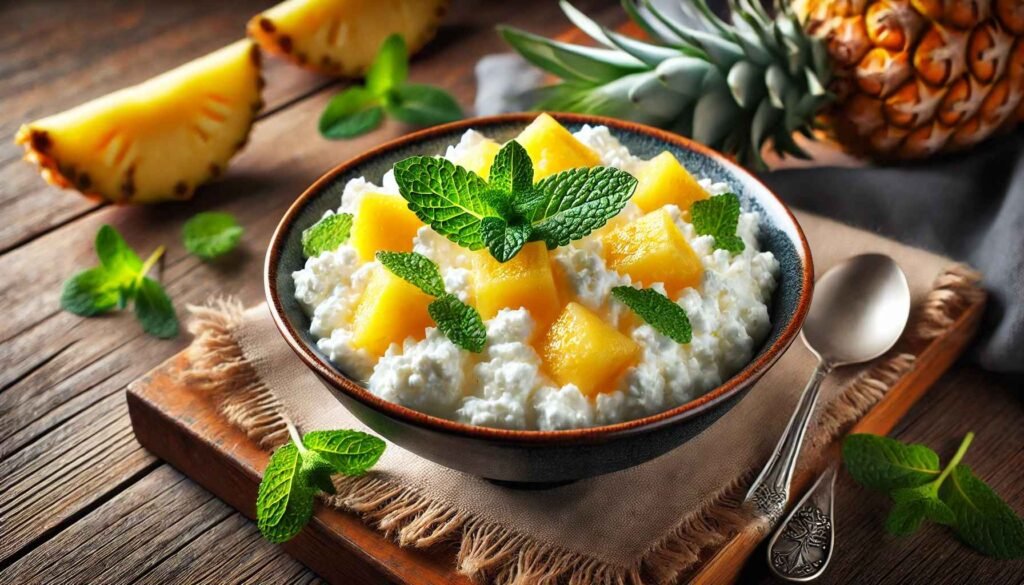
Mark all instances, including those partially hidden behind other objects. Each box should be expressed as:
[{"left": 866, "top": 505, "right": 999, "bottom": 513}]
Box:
[{"left": 292, "top": 126, "right": 779, "bottom": 430}]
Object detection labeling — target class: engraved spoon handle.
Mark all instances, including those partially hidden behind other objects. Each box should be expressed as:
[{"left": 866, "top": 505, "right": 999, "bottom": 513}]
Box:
[
  {"left": 767, "top": 464, "right": 838, "bottom": 582},
  {"left": 744, "top": 359, "right": 833, "bottom": 525}
]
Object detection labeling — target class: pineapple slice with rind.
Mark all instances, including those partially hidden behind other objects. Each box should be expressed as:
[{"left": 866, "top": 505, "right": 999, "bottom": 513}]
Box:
[
  {"left": 515, "top": 113, "right": 601, "bottom": 180},
  {"left": 248, "top": 0, "right": 449, "bottom": 77},
  {"left": 351, "top": 193, "right": 424, "bottom": 262},
  {"left": 351, "top": 265, "right": 435, "bottom": 356},
  {"left": 16, "top": 40, "right": 262, "bottom": 204},
  {"left": 541, "top": 302, "right": 639, "bottom": 398},
  {"left": 603, "top": 209, "right": 704, "bottom": 297},
  {"left": 631, "top": 152, "right": 709, "bottom": 214}
]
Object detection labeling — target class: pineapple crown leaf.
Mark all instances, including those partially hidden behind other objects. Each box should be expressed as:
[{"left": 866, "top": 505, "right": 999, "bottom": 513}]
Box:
[{"left": 503, "top": 0, "right": 835, "bottom": 170}]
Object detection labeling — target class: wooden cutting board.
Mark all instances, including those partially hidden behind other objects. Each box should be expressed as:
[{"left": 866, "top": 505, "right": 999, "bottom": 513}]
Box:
[{"left": 126, "top": 276, "right": 984, "bottom": 585}]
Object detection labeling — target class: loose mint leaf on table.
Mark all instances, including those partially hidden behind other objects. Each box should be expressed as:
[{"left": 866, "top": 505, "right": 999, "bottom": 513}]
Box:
[
  {"left": 366, "top": 34, "right": 408, "bottom": 95},
  {"left": 886, "top": 483, "right": 956, "bottom": 536},
  {"left": 182, "top": 211, "right": 243, "bottom": 259},
  {"left": 428, "top": 294, "right": 487, "bottom": 353},
  {"left": 302, "top": 213, "right": 353, "bottom": 258},
  {"left": 691, "top": 193, "right": 745, "bottom": 253},
  {"left": 376, "top": 251, "right": 446, "bottom": 297},
  {"left": 95, "top": 224, "right": 142, "bottom": 276},
  {"left": 481, "top": 217, "right": 531, "bottom": 263},
  {"left": 611, "top": 286, "right": 692, "bottom": 344},
  {"left": 302, "top": 430, "right": 387, "bottom": 477},
  {"left": 529, "top": 166, "right": 637, "bottom": 248},
  {"left": 319, "top": 87, "right": 384, "bottom": 139},
  {"left": 487, "top": 140, "right": 533, "bottom": 195},
  {"left": 393, "top": 156, "right": 495, "bottom": 250},
  {"left": 61, "top": 267, "right": 125, "bottom": 316},
  {"left": 940, "top": 464, "right": 1024, "bottom": 559},
  {"left": 134, "top": 276, "right": 179, "bottom": 339},
  {"left": 842, "top": 434, "right": 941, "bottom": 492},
  {"left": 385, "top": 84, "right": 464, "bottom": 126}
]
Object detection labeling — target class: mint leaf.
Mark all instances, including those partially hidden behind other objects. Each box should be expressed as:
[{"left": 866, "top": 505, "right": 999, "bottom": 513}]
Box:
[
  {"left": 611, "top": 286, "right": 692, "bottom": 343},
  {"left": 940, "top": 464, "right": 1024, "bottom": 559},
  {"left": 481, "top": 217, "right": 530, "bottom": 262},
  {"left": 134, "top": 276, "right": 178, "bottom": 339},
  {"left": 60, "top": 268, "right": 124, "bottom": 316},
  {"left": 367, "top": 34, "right": 408, "bottom": 95},
  {"left": 257, "top": 442, "right": 316, "bottom": 544},
  {"left": 428, "top": 294, "right": 486, "bottom": 353},
  {"left": 691, "top": 193, "right": 745, "bottom": 253},
  {"left": 842, "top": 434, "right": 941, "bottom": 492},
  {"left": 95, "top": 225, "right": 142, "bottom": 276},
  {"left": 887, "top": 483, "right": 956, "bottom": 536},
  {"left": 183, "top": 212, "right": 243, "bottom": 259},
  {"left": 319, "top": 87, "right": 383, "bottom": 139},
  {"left": 529, "top": 166, "right": 637, "bottom": 248},
  {"left": 376, "top": 251, "right": 446, "bottom": 297},
  {"left": 385, "top": 84, "right": 463, "bottom": 126},
  {"left": 302, "top": 430, "right": 386, "bottom": 477},
  {"left": 394, "top": 156, "right": 496, "bottom": 249},
  {"left": 302, "top": 213, "right": 353, "bottom": 258},
  {"left": 488, "top": 140, "right": 534, "bottom": 195}
]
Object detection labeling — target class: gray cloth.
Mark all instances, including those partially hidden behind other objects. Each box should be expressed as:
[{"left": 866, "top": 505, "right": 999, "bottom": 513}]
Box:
[{"left": 474, "top": 55, "right": 1023, "bottom": 373}]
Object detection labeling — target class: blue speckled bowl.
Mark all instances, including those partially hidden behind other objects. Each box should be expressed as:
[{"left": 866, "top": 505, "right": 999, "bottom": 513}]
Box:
[{"left": 266, "top": 113, "right": 813, "bottom": 485}]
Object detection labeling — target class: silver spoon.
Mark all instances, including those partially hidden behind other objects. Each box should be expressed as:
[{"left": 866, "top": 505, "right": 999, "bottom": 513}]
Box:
[{"left": 744, "top": 254, "right": 911, "bottom": 580}]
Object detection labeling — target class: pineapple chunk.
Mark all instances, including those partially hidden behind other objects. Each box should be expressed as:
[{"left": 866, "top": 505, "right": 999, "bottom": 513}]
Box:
[
  {"left": 541, "top": 302, "right": 639, "bottom": 397},
  {"left": 351, "top": 266, "right": 435, "bottom": 356},
  {"left": 450, "top": 136, "right": 501, "bottom": 179},
  {"left": 351, "top": 193, "right": 424, "bottom": 262},
  {"left": 15, "top": 40, "right": 261, "bottom": 204},
  {"left": 603, "top": 209, "right": 703, "bottom": 296},
  {"left": 631, "top": 152, "right": 709, "bottom": 213},
  {"left": 471, "top": 242, "right": 562, "bottom": 332},
  {"left": 248, "top": 0, "right": 449, "bottom": 77},
  {"left": 515, "top": 113, "right": 601, "bottom": 180}
]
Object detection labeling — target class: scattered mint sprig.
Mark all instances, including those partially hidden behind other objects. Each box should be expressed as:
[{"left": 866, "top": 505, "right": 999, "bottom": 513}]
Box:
[
  {"left": 691, "top": 193, "right": 745, "bottom": 253},
  {"left": 182, "top": 211, "right": 243, "bottom": 259},
  {"left": 61, "top": 225, "right": 178, "bottom": 339},
  {"left": 843, "top": 432, "right": 1024, "bottom": 558},
  {"left": 301, "top": 213, "right": 353, "bottom": 258},
  {"left": 611, "top": 286, "right": 692, "bottom": 344},
  {"left": 257, "top": 424, "right": 385, "bottom": 543},
  {"left": 318, "top": 34, "right": 463, "bottom": 139},
  {"left": 375, "top": 251, "right": 486, "bottom": 353},
  {"left": 394, "top": 140, "right": 637, "bottom": 262}
]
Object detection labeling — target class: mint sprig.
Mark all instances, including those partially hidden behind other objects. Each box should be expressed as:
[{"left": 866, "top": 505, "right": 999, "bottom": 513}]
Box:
[
  {"left": 257, "top": 425, "right": 385, "bottom": 543},
  {"left": 691, "top": 193, "right": 745, "bottom": 253},
  {"left": 182, "top": 211, "right": 243, "bottom": 259},
  {"left": 60, "top": 225, "right": 178, "bottom": 339},
  {"left": 394, "top": 139, "right": 637, "bottom": 262},
  {"left": 319, "top": 34, "right": 462, "bottom": 140},
  {"left": 611, "top": 286, "right": 692, "bottom": 344},
  {"left": 843, "top": 432, "right": 1024, "bottom": 558},
  {"left": 375, "top": 251, "right": 487, "bottom": 353},
  {"left": 301, "top": 213, "right": 353, "bottom": 258}
]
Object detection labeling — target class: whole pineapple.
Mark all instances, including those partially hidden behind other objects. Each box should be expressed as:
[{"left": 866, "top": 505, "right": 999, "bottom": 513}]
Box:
[{"left": 501, "top": 0, "right": 1024, "bottom": 168}]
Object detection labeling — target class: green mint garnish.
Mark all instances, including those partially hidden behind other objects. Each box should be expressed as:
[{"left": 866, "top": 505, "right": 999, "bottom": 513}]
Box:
[
  {"left": 60, "top": 225, "right": 178, "bottom": 338},
  {"left": 182, "top": 211, "right": 243, "bottom": 259},
  {"left": 691, "top": 193, "right": 745, "bottom": 253},
  {"left": 375, "top": 251, "right": 487, "bottom": 353},
  {"left": 319, "top": 34, "right": 462, "bottom": 140},
  {"left": 843, "top": 432, "right": 1024, "bottom": 558},
  {"left": 302, "top": 213, "right": 353, "bottom": 258},
  {"left": 257, "top": 425, "right": 385, "bottom": 543},
  {"left": 394, "top": 139, "right": 637, "bottom": 263},
  {"left": 611, "top": 286, "right": 692, "bottom": 344}
]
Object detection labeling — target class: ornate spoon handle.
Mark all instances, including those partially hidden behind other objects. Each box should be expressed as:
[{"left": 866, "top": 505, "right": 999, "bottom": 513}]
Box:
[
  {"left": 767, "top": 465, "right": 838, "bottom": 582},
  {"left": 744, "top": 359, "right": 833, "bottom": 526}
]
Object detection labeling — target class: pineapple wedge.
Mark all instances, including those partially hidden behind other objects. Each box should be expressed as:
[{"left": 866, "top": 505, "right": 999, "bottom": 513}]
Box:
[
  {"left": 541, "top": 302, "right": 639, "bottom": 397},
  {"left": 249, "top": 0, "right": 449, "bottom": 77},
  {"left": 603, "top": 209, "right": 704, "bottom": 296},
  {"left": 351, "top": 266, "right": 435, "bottom": 356},
  {"left": 515, "top": 113, "right": 601, "bottom": 180},
  {"left": 450, "top": 137, "right": 502, "bottom": 179},
  {"left": 351, "top": 193, "right": 424, "bottom": 262},
  {"left": 16, "top": 40, "right": 262, "bottom": 204},
  {"left": 471, "top": 241, "right": 562, "bottom": 333},
  {"left": 631, "top": 152, "right": 709, "bottom": 214}
]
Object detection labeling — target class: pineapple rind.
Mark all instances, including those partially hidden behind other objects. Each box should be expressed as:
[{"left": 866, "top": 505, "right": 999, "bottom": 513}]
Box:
[{"left": 16, "top": 40, "right": 262, "bottom": 204}]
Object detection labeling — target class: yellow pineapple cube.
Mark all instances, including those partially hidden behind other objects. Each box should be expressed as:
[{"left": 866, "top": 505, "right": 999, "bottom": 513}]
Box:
[
  {"left": 351, "top": 266, "right": 435, "bottom": 356},
  {"left": 471, "top": 242, "right": 562, "bottom": 332},
  {"left": 515, "top": 113, "right": 601, "bottom": 180},
  {"left": 631, "top": 152, "right": 709, "bottom": 213},
  {"left": 351, "top": 193, "right": 424, "bottom": 262},
  {"left": 541, "top": 302, "right": 639, "bottom": 397},
  {"left": 603, "top": 209, "right": 703, "bottom": 296},
  {"left": 451, "top": 136, "right": 501, "bottom": 179}
]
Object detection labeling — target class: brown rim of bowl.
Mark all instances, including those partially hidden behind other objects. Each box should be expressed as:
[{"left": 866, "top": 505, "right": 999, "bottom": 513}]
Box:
[{"left": 265, "top": 112, "right": 814, "bottom": 445}]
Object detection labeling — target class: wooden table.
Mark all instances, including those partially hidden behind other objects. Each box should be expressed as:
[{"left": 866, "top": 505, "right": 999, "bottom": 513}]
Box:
[{"left": 1, "top": 1, "right": 1021, "bottom": 583}]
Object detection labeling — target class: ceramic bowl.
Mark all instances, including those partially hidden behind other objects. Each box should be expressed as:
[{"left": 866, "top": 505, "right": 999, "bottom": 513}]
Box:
[{"left": 266, "top": 113, "right": 813, "bottom": 486}]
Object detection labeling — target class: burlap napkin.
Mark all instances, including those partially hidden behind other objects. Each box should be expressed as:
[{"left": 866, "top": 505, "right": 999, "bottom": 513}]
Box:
[{"left": 184, "top": 210, "right": 981, "bottom": 584}]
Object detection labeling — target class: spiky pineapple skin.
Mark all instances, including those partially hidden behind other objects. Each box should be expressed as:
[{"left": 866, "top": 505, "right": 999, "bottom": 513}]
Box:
[
  {"left": 248, "top": 0, "right": 449, "bottom": 77},
  {"left": 799, "top": 0, "right": 1024, "bottom": 159},
  {"left": 16, "top": 40, "right": 263, "bottom": 204}
]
